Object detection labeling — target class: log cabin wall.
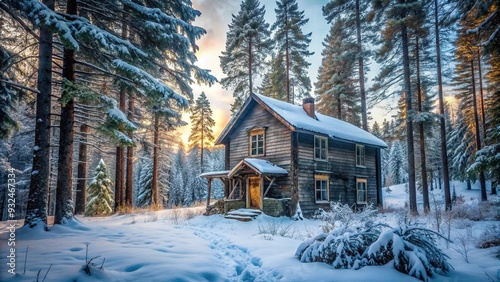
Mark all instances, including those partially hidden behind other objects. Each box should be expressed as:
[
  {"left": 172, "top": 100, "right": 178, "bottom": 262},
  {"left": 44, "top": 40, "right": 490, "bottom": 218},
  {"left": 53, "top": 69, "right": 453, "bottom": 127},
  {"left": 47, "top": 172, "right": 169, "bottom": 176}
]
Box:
[
  {"left": 226, "top": 102, "right": 292, "bottom": 198},
  {"left": 296, "top": 132, "right": 379, "bottom": 216}
]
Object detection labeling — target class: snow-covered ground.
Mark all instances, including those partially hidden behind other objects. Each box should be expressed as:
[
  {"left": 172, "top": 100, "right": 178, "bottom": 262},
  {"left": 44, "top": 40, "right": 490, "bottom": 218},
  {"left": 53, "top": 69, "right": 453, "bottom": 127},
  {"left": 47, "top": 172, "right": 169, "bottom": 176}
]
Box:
[{"left": 0, "top": 181, "right": 498, "bottom": 282}]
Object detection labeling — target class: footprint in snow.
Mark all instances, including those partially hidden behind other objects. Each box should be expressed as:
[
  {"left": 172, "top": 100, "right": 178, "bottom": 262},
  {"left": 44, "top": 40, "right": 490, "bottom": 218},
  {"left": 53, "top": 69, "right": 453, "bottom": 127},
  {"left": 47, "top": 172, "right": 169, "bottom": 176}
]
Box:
[{"left": 192, "top": 228, "right": 281, "bottom": 282}]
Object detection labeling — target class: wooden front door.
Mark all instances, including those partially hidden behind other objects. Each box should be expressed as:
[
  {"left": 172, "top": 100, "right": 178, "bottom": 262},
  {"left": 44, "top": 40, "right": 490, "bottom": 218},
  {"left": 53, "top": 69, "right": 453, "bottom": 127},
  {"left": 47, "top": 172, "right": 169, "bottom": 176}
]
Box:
[{"left": 248, "top": 176, "right": 261, "bottom": 209}]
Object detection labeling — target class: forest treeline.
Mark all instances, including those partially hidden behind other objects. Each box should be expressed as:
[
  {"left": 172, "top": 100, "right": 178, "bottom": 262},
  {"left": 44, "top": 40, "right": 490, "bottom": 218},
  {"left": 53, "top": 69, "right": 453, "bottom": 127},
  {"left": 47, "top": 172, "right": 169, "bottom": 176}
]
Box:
[{"left": 0, "top": 0, "right": 498, "bottom": 227}]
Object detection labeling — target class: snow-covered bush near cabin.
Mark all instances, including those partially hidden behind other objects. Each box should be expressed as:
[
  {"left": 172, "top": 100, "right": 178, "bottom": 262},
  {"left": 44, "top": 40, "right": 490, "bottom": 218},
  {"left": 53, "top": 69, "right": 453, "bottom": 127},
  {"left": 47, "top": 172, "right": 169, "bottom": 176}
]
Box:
[
  {"left": 298, "top": 203, "right": 452, "bottom": 281},
  {"left": 295, "top": 225, "right": 381, "bottom": 269},
  {"left": 314, "top": 202, "right": 378, "bottom": 232},
  {"left": 366, "top": 226, "right": 451, "bottom": 281},
  {"left": 297, "top": 203, "right": 381, "bottom": 269}
]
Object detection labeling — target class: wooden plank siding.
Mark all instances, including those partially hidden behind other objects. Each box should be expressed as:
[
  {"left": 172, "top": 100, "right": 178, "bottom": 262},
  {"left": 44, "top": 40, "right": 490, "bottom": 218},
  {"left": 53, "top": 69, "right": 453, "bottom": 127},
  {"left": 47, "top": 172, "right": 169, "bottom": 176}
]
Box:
[
  {"left": 224, "top": 102, "right": 292, "bottom": 198},
  {"left": 296, "top": 132, "right": 379, "bottom": 216},
  {"left": 220, "top": 99, "right": 382, "bottom": 217}
]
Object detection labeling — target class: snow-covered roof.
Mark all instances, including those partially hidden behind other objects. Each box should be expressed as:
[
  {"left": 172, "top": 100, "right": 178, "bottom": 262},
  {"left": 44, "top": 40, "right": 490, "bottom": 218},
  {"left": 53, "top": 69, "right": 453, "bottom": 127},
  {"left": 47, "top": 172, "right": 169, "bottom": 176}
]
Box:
[
  {"left": 199, "top": 170, "right": 231, "bottom": 178},
  {"left": 229, "top": 158, "right": 288, "bottom": 177},
  {"left": 254, "top": 94, "right": 387, "bottom": 148},
  {"left": 216, "top": 93, "right": 387, "bottom": 148}
]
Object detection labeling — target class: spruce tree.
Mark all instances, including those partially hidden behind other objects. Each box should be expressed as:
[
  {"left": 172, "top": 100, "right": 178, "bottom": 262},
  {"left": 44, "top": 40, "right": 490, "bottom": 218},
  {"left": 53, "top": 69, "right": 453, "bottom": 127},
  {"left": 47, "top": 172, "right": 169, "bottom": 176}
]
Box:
[
  {"left": 85, "top": 159, "right": 114, "bottom": 216},
  {"left": 315, "top": 18, "right": 361, "bottom": 126},
  {"left": 136, "top": 158, "right": 153, "bottom": 208},
  {"left": 271, "top": 0, "right": 313, "bottom": 103},
  {"left": 188, "top": 92, "right": 215, "bottom": 172},
  {"left": 220, "top": 0, "right": 272, "bottom": 114}
]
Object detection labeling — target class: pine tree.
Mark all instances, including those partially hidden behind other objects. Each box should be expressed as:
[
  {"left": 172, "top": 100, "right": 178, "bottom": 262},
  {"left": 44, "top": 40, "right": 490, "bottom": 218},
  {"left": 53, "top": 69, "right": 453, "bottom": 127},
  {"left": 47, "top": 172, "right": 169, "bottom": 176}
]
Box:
[
  {"left": 188, "top": 92, "right": 215, "bottom": 172},
  {"left": 315, "top": 18, "right": 360, "bottom": 126},
  {"left": 370, "top": 0, "right": 428, "bottom": 215},
  {"left": 454, "top": 15, "right": 488, "bottom": 200},
  {"left": 323, "top": 0, "right": 372, "bottom": 130},
  {"left": 220, "top": 0, "right": 272, "bottom": 114},
  {"left": 433, "top": 0, "right": 453, "bottom": 211},
  {"left": 85, "top": 159, "right": 114, "bottom": 216},
  {"left": 455, "top": 0, "right": 499, "bottom": 196},
  {"left": 259, "top": 53, "right": 287, "bottom": 101},
  {"left": 271, "top": 0, "right": 313, "bottom": 103},
  {"left": 0, "top": 47, "right": 20, "bottom": 139}
]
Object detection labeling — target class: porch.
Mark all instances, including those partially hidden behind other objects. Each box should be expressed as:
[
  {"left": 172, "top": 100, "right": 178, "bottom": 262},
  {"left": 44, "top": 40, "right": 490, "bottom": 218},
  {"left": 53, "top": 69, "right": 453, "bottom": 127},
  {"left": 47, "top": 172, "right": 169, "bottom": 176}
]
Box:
[{"left": 200, "top": 158, "right": 289, "bottom": 217}]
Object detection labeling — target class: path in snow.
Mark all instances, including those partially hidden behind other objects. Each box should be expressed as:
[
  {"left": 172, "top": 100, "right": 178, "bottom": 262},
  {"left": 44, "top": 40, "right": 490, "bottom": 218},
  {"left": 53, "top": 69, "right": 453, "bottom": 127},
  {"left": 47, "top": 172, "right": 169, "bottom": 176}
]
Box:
[{"left": 191, "top": 227, "right": 282, "bottom": 282}]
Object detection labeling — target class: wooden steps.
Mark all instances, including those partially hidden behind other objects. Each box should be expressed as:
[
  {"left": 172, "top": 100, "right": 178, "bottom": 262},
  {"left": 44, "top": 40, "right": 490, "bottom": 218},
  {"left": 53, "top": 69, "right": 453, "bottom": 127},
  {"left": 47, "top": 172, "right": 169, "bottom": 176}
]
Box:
[{"left": 224, "top": 209, "right": 262, "bottom": 222}]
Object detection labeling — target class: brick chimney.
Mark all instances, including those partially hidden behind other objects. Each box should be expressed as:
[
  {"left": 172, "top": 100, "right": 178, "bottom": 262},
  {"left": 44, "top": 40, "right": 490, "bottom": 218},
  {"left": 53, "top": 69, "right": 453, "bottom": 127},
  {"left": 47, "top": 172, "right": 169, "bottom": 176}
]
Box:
[{"left": 302, "top": 97, "right": 316, "bottom": 119}]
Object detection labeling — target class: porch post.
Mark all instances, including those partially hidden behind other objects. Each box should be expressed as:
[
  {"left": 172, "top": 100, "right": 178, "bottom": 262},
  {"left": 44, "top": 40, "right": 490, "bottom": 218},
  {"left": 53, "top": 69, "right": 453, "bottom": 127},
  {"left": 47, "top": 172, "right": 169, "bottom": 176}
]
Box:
[
  {"left": 260, "top": 174, "right": 264, "bottom": 210},
  {"left": 205, "top": 178, "right": 212, "bottom": 215},
  {"left": 246, "top": 178, "right": 250, "bottom": 208}
]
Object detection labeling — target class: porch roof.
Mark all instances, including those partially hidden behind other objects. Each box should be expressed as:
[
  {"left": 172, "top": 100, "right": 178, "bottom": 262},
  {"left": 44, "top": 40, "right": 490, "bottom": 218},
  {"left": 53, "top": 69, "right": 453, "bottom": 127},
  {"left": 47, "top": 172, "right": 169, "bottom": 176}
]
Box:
[
  {"left": 199, "top": 170, "right": 231, "bottom": 179},
  {"left": 228, "top": 158, "right": 288, "bottom": 178},
  {"left": 199, "top": 158, "right": 288, "bottom": 179}
]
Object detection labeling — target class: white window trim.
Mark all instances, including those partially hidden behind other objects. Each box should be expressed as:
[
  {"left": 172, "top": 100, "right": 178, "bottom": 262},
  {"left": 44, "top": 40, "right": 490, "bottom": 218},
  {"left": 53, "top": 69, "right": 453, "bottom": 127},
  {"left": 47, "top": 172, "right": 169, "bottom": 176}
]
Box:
[
  {"left": 314, "top": 135, "right": 328, "bottom": 161},
  {"left": 249, "top": 129, "right": 265, "bottom": 157},
  {"left": 356, "top": 144, "right": 365, "bottom": 167},
  {"left": 356, "top": 178, "right": 367, "bottom": 204},
  {"left": 315, "top": 175, "right": 329, "bottom": 203}
]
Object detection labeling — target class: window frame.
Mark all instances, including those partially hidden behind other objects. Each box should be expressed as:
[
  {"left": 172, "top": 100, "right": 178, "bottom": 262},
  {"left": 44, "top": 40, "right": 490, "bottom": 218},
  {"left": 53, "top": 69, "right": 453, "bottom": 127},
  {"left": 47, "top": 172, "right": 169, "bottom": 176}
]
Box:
[
  {"left": 314, "top": 135, "right": 328, "bottom": 161},
  {"left": 314, "top": 175, "right": 329, "bottom": 203},
  {"left": 356, "top": 178, "right": 368, "bottom": 204},
  {"left": 356, "top": 144, "right": 365, "bottom": 167},
  {"left": 249, "top": 129, "right": 265, "bottom": 157}
]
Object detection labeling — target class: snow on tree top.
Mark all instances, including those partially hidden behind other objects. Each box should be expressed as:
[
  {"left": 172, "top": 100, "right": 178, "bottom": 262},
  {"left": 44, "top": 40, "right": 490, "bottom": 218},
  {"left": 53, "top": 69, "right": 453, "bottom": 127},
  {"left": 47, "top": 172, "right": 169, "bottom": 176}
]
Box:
[{"left": 253, "top": 94, "right": 387, "bottom": 148}]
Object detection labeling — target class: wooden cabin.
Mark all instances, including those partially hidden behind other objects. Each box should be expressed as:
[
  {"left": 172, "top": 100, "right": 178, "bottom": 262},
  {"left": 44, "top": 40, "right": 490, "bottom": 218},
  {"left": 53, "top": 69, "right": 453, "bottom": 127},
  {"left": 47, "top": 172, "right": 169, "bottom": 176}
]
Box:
[{"left": 201, "top": 93, "right": 387, "bottom": 217}]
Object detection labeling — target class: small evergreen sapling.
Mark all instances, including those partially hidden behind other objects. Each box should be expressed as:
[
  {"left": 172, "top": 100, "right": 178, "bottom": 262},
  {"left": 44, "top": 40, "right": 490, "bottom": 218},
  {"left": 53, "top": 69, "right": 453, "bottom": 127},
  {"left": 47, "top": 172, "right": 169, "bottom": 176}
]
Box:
[{"left": 85, "top": 160, "right": 114, "bottom": 216}]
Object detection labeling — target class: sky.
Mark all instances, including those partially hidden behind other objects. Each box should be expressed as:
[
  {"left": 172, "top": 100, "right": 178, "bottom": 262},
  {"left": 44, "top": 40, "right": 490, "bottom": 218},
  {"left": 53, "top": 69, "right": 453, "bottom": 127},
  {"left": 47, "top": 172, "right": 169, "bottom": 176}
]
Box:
[{"left": 182, "top": 0, "right": 331, "bottom": 145}]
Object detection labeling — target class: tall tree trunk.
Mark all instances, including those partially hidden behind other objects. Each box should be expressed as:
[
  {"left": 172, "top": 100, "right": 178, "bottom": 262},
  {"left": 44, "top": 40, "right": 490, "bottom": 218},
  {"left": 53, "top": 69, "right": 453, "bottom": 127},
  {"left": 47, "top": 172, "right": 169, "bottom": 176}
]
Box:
[
  {"left": 470, "top": 58, "right": 488, "bottom": 201},
  {"left": 434, "top": 0, "right": 452, "bottom": 210},
  {"left": 355, "top": 0, "right": 368, "bottom": 131},
  {"left": 248, "top": 37, "right": 253, "bottom": 96},
  {"left": 24, "top": 0, "right": 53, "bottom": 228},
  {"left": 200, "top": 110, "right": 204, "bottom": 172},
  {"left": 416, "top": 37, "right": 429, "bottom": 214},
  {"left": 74, "top": 124, "right": 88, "bottom": 214},
  {"left": 125, "top": 92, "right": 134, "bottom": 206},
  {"left": 54, "top": 0, "right": 78, "bottom": 225},
  {"left": 337, "top": 96, "right": 342, "bottom": 120},
  {"left": 401, "top": 25, "right": 417, "bottom": 215},
  {"left": 285, "top": 4, "right": 290, "bottom": 103},
  {"left": 115, "top": 17, "right": 128, "bottom": 210},
  {"left": 477, "top": 51, "right": 486, "bottom": 145},
  {"left": 151, "top": 113, "right": 159, "bottom": 206},
  {"left": 114, "top": 85, "right": 126, "bottom": 210}
]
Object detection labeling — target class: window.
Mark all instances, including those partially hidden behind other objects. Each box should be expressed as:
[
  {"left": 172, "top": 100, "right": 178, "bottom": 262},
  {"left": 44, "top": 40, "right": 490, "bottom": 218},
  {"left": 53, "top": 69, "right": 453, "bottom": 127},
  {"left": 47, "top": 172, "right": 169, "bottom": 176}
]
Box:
[
  {"left": 356, "top": 144, "right": 365, "bottom": 167},
  {"left": 314, "top": 136, "right": 328, "bottom": 160},
  {"left": 356, "top": 178, "right": 367, "bottom": 204},
  {"left": 249, "top": 129, "right": 265, "bottom": 156},
  {"left": 315, "top": 175, "right": 329, "bottom": 203}
]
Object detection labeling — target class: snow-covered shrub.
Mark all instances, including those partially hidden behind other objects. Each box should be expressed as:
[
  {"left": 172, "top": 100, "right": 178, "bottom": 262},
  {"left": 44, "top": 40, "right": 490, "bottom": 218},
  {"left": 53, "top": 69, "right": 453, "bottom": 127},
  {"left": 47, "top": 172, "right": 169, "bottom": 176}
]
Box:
[
  {"left": 314, "top": 202, "right": 377, "bottom": 233},
  {"left": 452, "top": 231, "right": 472, "bottom": 263},
  {"left": 295, "top": 224, "right": 381, "bottom": 269},
  {"left": 258, "top": 220, "right": 295, "bottom": 238},
  {"left": 477, "top": 223, "right": 500, "bottom": 248},
  {"left": 366, "top": 226, "right": 451, "bottom": 281},
  {"left": 85, "top": 160, "right": 114, "bottom": 216}
]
